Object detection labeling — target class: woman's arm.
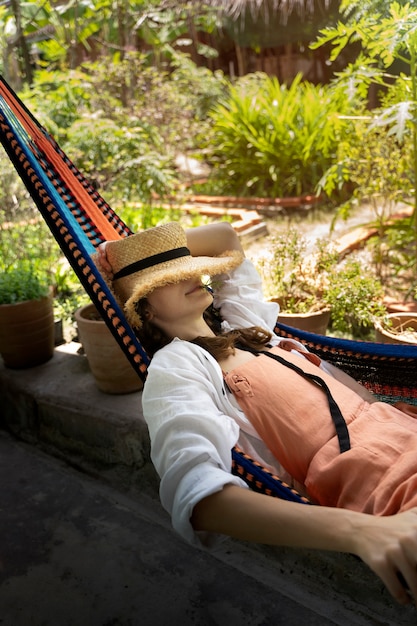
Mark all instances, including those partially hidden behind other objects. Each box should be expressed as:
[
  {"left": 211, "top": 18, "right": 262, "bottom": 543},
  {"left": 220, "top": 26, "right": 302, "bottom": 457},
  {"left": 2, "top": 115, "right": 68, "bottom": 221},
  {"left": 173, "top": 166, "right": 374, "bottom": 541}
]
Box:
[
  {"left": 192, "top": 484, "right": 417, "bottom": 606},
  {"left": 185, "top": 222, "right": 244, "bottom": 257},
  {"left": 96, "top": 222, "right": 244, "bottom": 275}
]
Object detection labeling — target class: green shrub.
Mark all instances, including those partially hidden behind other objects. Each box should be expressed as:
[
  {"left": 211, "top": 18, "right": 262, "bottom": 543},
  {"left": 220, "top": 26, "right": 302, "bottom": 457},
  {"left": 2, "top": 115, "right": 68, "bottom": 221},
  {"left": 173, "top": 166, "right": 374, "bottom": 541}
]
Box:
[
  {"left": 21, "top": 54, "right": 226, "bottom": 205},
  {"left": 64, "top": 114, "right": 176, "bottom": 203},
  {"left": 255, "top": 229, "right": 339, "bottom": 312},
  {"left": 325, "top": 257, "right": 386, "bottom": 339},
  {"left": 205, "top": 72, "right": 360, "bottom": 198}
]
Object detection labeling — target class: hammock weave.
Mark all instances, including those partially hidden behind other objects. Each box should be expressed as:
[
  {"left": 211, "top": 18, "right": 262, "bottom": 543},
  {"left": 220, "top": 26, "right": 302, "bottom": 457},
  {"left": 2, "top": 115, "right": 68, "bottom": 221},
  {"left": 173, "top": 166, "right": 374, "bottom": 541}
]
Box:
[
  {"left": 1, "top": 75, "right": 417, "bottom": 506},
  {"left": 276, "top": 323, "right": 417, "bottom": 406}
]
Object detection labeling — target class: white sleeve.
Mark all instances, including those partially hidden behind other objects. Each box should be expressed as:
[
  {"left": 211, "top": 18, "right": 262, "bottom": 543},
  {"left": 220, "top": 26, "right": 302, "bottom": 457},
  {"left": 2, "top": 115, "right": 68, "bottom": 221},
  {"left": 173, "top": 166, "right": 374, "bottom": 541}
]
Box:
[
  {"left": 212, "top": 258, "right": 279, "bottom": 333},
  {"left": 141, "top": 344, "right": 248, "bottom": 547}
]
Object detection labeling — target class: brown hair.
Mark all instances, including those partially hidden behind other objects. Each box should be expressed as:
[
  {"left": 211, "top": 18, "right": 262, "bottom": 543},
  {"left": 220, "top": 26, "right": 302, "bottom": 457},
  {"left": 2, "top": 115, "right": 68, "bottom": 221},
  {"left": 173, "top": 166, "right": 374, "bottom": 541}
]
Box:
[
  {"left": 134, "top": 298, "right": 272, "bottom": 360},
  {"left": 192, "top": 326, "right": 272, "bottom": 361}
]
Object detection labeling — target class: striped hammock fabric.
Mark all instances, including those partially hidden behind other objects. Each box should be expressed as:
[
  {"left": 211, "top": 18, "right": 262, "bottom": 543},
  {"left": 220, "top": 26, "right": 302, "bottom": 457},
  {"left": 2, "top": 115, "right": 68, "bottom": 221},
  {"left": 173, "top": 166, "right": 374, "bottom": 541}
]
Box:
[{"left": 1, "top": 75, "right": 417, "bottom": 505}]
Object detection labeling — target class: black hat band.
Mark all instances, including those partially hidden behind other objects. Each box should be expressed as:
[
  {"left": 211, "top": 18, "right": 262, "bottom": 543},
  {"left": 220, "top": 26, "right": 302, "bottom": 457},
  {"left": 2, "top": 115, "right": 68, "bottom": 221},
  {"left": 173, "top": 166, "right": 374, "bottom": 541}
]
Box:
[{"left": 113, "top": 246, "right": 190, "bottom": 281}]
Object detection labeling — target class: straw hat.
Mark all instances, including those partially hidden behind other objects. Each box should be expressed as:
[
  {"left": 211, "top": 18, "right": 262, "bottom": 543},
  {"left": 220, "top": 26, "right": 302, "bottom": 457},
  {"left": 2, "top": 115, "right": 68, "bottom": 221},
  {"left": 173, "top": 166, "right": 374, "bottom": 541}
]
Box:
[{"left": 95, "top": 222, "right": 244, "bottom": 328}]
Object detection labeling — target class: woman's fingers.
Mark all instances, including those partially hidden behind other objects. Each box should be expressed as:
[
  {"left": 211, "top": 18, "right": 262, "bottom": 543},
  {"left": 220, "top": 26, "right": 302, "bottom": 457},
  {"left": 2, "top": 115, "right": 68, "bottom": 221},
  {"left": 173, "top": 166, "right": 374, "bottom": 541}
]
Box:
[
  {"left": 97, "top": 241, "right": 114, "bottom": 276},
  {"left": 395, "top": 534, "right": 417, "bottom": 605},
  {"left": 383, "top": 550, "right": 415, "bottom": 605},
  {"left": 363, "top": 510, "right": 417, "bottom": 606}
]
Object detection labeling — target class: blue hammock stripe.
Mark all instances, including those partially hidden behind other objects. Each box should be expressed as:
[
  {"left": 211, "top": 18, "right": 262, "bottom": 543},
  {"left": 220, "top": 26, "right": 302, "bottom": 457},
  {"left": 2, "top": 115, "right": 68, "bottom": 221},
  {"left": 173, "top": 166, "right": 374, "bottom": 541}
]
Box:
[{"left": 232, "top": 447, "right": 311, "bottom": 504}]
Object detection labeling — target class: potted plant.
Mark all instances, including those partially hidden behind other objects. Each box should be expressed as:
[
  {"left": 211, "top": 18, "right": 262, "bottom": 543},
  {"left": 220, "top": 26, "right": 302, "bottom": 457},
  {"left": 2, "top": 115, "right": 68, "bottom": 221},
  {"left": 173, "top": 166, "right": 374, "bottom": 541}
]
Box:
[
  {"left": 75, "top": 302, "right": 143, "bottom": 394},
  {"left": 374, "top": 313, "right": 417, "bottom": 345},
  {"left": 0, "top": 262, "right": 55, "bottom": 368},
  {"left": 255, "top": 229, "right": 335, "bottom": 334},
  {"left": 255, "top": 229, "right": 388, "bottom": 338}
]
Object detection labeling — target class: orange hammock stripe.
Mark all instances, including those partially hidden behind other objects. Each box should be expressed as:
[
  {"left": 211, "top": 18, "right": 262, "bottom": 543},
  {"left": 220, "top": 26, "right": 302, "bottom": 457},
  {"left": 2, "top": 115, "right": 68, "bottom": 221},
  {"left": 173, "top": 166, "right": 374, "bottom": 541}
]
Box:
[{"left": 0, "top": 82, "right": 122, "bottom": 242}]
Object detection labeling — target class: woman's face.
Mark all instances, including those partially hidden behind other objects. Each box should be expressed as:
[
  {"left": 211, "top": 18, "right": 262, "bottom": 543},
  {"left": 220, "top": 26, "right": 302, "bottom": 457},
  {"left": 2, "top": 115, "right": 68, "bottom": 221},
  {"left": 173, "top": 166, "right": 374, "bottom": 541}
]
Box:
[{"left": 145, "top": 277, "right": 213, "bottom": 339}]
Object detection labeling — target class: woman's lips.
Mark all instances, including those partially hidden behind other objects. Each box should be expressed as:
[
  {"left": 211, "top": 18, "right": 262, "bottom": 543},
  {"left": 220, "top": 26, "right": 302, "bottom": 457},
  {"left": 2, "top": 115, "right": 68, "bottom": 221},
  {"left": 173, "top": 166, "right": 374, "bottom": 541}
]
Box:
[{"left": 186, "top": 284, "right": 204, "bottom": 295}]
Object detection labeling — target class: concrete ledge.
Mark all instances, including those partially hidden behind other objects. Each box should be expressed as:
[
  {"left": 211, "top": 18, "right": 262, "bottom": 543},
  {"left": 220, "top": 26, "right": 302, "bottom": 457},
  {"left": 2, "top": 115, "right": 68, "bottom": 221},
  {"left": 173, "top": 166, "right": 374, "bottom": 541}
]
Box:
[
  {"left": 1, "top": 344, "right": 416, "bottom": 624},
  {"left": 0, "top": 342, "right": 158, "bottom": 495}
]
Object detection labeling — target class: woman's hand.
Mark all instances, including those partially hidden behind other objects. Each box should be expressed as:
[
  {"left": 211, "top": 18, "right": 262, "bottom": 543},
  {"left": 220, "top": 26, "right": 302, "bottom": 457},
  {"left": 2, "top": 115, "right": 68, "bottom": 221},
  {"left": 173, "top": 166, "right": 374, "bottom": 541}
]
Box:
[
  {"left": 96, "top": 241, "right": 114, "bottom": 277},
  {"left": 351, "top": 507, "right": 417, "bottom": 605}
]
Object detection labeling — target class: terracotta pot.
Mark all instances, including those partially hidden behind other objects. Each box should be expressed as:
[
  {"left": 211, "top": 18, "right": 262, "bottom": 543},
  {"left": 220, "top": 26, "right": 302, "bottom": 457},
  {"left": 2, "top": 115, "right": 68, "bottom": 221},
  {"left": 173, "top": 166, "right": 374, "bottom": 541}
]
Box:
[
  {"left": 278, "top": 308, "right": 331, "bottom": 335},
  {"left": 269, "top": 298, "right": 331, "bottom": 335},
  {"left": 75, "top": 303, "right": 143, "bottom": 394},
  {"left": 374, "top": 313, "right": 417, "bottom": 345},
  {"left": 0, "top": 293, "right": 55, "bottom": 368},
  {"left": 383, "top": 298, "right": 417, "bottom": 314}
]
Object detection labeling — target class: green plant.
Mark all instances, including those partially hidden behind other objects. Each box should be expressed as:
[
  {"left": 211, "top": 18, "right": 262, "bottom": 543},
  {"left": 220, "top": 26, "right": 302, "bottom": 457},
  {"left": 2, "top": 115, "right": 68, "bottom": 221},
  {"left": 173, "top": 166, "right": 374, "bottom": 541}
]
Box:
[
  {"left": 312, "top": 0, "right": 417, "bottom": 277},
  {"left": 319, "top": 119, "right": 412, "bottom": 280},
  {"left": 255, "top": 228, "right": 386, "bottom": 338},
  {"left": 255, "top": 229, "right": 338, "bottom": 313},
  {"left": 52, "top": 262, "right": 89, "bottom": 324},
  {"left": 204, "top": 72, "right": 358, "bottom": 198},
  {"left": 0, "top": 263, "right": 50, "bottom": 305},
  {"left": 324, "top": 257, "right": 386, "bottom": 339}
]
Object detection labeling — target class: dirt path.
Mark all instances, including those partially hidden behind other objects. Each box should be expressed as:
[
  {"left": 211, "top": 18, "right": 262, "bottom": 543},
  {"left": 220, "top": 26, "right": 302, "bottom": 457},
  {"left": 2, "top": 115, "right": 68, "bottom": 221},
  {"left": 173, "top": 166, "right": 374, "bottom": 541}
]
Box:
[{"left": 243, "top": 202, "right": 378, "bottom": 262}]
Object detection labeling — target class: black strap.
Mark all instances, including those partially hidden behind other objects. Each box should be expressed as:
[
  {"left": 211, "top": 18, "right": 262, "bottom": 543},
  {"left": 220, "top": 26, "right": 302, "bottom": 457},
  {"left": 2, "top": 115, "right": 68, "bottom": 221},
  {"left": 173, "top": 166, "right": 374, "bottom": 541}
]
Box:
[
  {"left": 237, "top": 344, "right": 351, "bottom": 454},
  {"left": 113, "top": 247, "right": 190, "bottom": 280}
]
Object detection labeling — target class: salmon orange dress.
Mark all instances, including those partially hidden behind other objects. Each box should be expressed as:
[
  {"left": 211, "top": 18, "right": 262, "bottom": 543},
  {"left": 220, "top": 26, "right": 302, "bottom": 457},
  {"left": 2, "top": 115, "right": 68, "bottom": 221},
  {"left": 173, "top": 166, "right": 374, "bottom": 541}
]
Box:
[{"left": 224, "top": 345, "right": 417, "bottom": 515}]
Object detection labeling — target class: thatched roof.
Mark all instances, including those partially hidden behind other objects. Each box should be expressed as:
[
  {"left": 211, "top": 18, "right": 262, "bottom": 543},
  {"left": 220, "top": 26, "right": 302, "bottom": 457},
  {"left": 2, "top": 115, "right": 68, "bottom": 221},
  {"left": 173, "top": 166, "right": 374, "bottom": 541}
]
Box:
[
  {"left": 205, "top": 0, "right": 333, "bottom": 24},
  {"left": 165, "top": 1, "right": 339, "bottom": 47},
  {"left": 201, "top": 0, "right": 338, "bottom": 47}
]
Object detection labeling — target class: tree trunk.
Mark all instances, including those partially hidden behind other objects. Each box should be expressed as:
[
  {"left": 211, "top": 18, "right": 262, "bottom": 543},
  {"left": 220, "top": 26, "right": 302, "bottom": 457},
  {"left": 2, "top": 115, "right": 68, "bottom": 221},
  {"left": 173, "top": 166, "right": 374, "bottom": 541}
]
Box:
[{"left": 10, "top": 0, "right": 33, "bottom": 85}]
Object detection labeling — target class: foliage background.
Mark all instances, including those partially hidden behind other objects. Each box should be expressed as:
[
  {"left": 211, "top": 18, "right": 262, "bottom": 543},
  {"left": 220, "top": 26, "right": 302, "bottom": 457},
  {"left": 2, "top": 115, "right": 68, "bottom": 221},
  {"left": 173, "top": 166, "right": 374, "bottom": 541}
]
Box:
[{"left": 2, "top": 0, "right": 417, "bottom": 337}]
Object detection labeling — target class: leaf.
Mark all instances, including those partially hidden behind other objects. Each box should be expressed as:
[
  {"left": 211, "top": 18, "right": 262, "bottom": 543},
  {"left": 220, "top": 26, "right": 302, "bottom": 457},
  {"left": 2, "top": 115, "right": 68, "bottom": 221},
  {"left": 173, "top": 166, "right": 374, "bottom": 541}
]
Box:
[{"left": 370, "top": 101, "right": 414, "bottom": 142}]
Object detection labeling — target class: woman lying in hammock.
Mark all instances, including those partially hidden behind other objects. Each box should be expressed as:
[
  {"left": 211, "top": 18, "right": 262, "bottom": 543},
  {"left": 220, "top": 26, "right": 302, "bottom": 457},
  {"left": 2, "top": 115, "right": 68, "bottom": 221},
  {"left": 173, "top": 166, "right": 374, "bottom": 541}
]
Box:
[{"left": 96, "top": 221, "right": 417, "bottom": 607}]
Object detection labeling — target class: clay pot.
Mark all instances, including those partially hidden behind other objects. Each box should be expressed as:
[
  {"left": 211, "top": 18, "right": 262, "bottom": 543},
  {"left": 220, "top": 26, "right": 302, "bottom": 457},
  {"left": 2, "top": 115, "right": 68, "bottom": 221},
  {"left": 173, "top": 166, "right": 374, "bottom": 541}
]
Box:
[
  {"left": 374, "top": 313, "right": 417, "bottom": 345},
  {"left": 383, "top": 299, "right": 417, "bottom": 314},
  {"left": 0, "top": 293, "right": 55, "bottom": 368},
  {"left": 270, "top": 298, "right": 331, "bottom": 335},
  {"left": 278, "top": 309, "right": 331, "bottom": 335},
  {"left": 75, "top": 303, "right": 143, "bottom": 394}
]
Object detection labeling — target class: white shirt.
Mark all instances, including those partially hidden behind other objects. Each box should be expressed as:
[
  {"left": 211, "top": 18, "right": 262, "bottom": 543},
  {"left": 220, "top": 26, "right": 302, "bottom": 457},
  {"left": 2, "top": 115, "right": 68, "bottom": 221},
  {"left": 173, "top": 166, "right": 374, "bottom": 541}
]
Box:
[{"left": 141, "top": 259, "right": 312, "bottom": 546}]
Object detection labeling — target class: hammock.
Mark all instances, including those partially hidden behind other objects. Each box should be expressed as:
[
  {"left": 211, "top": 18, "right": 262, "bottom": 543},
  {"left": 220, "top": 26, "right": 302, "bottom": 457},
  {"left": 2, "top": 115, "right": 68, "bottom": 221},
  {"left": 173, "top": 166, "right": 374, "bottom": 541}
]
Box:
[{"left": 1, "top": 76, "right": 417, "bottom": 507}]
